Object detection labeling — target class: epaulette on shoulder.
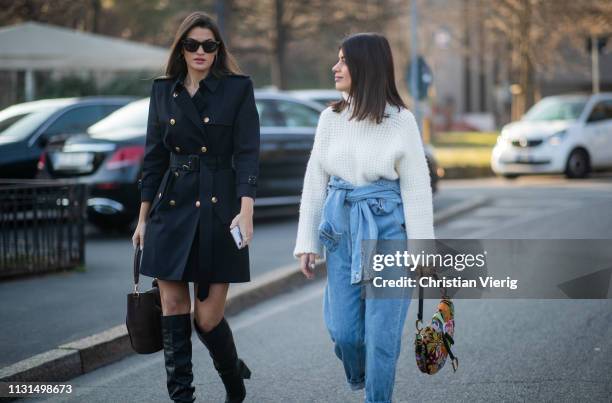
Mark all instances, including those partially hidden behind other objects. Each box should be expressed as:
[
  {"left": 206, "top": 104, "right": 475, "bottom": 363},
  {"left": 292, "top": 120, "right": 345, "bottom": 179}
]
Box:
[
  {"left": 153, "top": 75, "right": 172, "bottom": 81},
  {"left": 227, "top": 73, "right": 250, "bottom": 79}
]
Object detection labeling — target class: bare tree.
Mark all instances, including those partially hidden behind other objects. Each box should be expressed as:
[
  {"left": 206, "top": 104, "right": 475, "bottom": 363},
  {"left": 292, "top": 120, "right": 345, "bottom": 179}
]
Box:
[{"left": 419, "top": 0, "right": 612, "bottom": 119}]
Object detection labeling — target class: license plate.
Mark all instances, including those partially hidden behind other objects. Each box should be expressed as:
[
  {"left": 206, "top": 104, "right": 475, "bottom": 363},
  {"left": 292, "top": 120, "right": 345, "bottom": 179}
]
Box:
[
  {"left": 52, "top": 152, "right": 94, "bottom": 170},
  {"left": 515, "top": 152, "right": 532, "bottom": 163}
]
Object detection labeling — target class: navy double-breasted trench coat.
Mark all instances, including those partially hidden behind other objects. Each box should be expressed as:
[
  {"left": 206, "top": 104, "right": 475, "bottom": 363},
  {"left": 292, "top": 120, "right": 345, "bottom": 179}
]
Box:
[{"left": 139, "top": 71, "right": 260, "bottom": 301}]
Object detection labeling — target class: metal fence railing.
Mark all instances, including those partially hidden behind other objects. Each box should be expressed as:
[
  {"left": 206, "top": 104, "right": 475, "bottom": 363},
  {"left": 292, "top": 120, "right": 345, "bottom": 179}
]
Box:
[{"left": 0, "top": 179, "right": 86, "bottom": 278}]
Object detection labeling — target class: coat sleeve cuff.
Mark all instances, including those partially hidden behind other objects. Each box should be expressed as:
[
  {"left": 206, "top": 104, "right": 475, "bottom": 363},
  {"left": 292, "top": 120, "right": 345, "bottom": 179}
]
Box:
[
  {"left": 235, "top": 172, "right": 257, "bottom": 200},
  {"left": 236, "top": 183, "right": 256, "bottom": 200},
  {"left": 141, "top": 187, "right": 157, "bottom": 203},
  {"left": 139, "top": 179, "right": 158, "bottom": 202}
]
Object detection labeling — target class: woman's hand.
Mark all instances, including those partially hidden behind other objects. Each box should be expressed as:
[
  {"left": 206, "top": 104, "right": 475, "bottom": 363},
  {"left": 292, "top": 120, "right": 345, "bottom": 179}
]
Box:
[
  {"left": 132, "top": 202, "right": 151, "bottom": 250},
  {"left": 298, "top": 253, "right": 317, "bottom": 279},
  {"left": 132, "top": 220, "right": 146, "bottom": 250},
  {"left": 230, "top": 210, "right": 253, "bottom": 248}
]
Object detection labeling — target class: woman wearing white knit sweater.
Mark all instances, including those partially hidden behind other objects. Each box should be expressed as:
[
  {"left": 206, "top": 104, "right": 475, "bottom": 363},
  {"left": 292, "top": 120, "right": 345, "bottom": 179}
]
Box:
[{"left": 293, "top": 33, "right": 435, "bottom": 403}]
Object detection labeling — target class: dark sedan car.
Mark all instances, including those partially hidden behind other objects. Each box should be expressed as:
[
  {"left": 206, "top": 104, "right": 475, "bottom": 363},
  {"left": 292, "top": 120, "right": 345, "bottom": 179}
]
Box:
[
  {"left": 0, "top": 97, "right": 134, "bottom": 178},
  {"left": 39, "top": 92, "right": 326, "bottom": 229},
  {"left": 40, "top": 91, "right": 438, "bottom": 230}
]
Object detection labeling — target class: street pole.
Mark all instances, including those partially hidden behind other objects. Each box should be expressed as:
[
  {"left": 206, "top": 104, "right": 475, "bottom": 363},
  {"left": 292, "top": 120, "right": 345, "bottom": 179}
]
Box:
[
  {"left": 25, "top": 68, "right": 35, "bottom": 101},
  {"left": 591, "top": 34, "right": 600, "bottom": 94},
  {"left": 410, "top": 0, "right": 421, "bottom": 132}
]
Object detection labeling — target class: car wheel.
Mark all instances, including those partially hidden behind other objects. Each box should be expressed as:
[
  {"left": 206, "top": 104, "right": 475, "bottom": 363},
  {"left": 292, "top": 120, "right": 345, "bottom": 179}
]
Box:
[
  {"left": 89, "top": 213, "right": 134, "bottom": 232},
  {"left": 502, "top": 174, "right": 520, "bottom": 180},
  {"left": 565, "top": 149, "right": 590, "bottom": 179},
  {"left": 426, "top": 156, "right": 439, "bottom": 194}
]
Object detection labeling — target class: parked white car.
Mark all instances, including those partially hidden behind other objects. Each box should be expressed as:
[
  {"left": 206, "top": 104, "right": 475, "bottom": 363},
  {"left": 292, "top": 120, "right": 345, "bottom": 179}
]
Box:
[{"left": 491, "top": 93, "right": 612, "bottom": 178}]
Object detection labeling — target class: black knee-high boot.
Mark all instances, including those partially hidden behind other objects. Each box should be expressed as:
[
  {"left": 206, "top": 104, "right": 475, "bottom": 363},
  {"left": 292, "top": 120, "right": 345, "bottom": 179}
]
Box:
[
  {"left": 193, "top": 317, "right": 251, "bottom": 403},
  {"left": 161, "top": 313, "right": 196, "bottom": 403}
]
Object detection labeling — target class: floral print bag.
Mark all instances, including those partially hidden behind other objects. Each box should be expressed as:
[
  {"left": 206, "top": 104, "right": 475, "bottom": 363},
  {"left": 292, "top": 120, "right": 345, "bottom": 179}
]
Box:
[{"left": 414, "top": 270, "right": 459, "bottom": 375}]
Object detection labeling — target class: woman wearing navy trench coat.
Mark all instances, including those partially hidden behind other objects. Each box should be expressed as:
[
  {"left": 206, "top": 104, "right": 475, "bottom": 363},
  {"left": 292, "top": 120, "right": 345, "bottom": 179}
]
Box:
[{"left": 131, "top": 11, "right": 258, "bottom": 403}]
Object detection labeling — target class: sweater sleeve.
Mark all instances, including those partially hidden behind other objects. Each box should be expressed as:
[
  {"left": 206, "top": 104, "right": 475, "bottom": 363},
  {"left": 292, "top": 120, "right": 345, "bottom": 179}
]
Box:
[
  {"left": 395, "top": 110, "right": 436, "bottom": 240},
  {"left": 292, "top": 110, "right": 330, "bottom": 259}
]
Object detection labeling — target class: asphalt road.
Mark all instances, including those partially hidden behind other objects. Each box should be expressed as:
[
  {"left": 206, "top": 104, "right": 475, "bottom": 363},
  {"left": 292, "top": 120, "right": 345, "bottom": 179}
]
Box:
[
  {"left": 0, "top": 189, "right": 461, "bottom": 367},
  {"left": 23, "top": 173, "right": 612, "bottom": 402},
  {"left": 31, "top": 286, "right": 612, "bottom": 402}
]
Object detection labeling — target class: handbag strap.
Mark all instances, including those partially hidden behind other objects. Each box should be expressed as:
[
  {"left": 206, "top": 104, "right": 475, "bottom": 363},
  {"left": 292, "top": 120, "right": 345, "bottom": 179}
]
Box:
[
  {"left": 417, "top": 275, "right": 424, "bottom": 323},
  {"left": 442, "top": 333, "right": 459, "bottom": 372},
  {"left": 133, "top": 247, "right": 142, "bottom": 294},
  {"left": 415, "top": 266, "right": 449, "bottom": 327}
]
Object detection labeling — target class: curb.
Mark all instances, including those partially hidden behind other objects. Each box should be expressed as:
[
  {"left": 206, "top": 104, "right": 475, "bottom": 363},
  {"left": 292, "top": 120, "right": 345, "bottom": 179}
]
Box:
[
  {"left": 0, "top": 196, "right": 485, "bottom": 385},
  {"left": 225, "top": 261, "right": 327, "bottom": 317}
]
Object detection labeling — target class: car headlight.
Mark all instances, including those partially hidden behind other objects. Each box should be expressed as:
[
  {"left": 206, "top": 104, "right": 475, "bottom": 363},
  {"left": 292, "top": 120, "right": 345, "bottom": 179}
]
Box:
[
  {"left": 547, "top": 130, "right": 567, "bottom": 146},
  {"left": 496, "top": 135, "right": 509, "bottom": 145}
]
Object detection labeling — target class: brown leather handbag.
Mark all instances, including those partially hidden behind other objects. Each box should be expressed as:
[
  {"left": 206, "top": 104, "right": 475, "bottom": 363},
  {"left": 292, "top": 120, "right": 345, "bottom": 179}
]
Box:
[{"left": 126, "top": 248, "right": 163, "bottom": 354}]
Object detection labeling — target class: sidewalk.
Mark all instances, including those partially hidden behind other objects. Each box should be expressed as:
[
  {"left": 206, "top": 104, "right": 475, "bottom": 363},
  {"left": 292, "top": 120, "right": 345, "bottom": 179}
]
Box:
[{"left": 29, "top": 281, "right": 612, "bottom": 402}]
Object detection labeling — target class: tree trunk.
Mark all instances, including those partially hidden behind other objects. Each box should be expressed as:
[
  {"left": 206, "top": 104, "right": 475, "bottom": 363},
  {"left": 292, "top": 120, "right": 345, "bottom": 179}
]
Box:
[
  {"left": 270, "top": 0, "right": 288, "bottom": 89},
  {"left": 516, "top": 0, "right": 535, "bottom": 117}
]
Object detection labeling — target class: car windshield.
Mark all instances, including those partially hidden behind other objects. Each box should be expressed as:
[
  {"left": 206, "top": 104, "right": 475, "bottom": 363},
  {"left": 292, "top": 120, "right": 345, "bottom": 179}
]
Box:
[
  {"left": 0, "top": 107, "right": 61, "bottom": 142},
  {"left": 87, "top": 98, "right": 149, "bottom": 136},
  {"left": 523, "top": 97, "right": 587, "bottom": 122}
]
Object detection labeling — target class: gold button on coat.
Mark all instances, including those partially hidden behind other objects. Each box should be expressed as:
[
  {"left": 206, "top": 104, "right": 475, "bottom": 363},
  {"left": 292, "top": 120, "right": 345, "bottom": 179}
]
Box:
[
  {"left": 170, "top": 118, "right": 176, "bottom": 125},
  {"left": 211, "top": 196, "right": 218, "bottom": 203},
  {"left": 174, "top": 171, "right": 179, "bottom": 177},
  {"left": 169, "top": 200, "right": 176, "bottom": 206},
  {"left": 175, "top": 146, "right": 181, "bottom": 152},
  {"left": 203, "top": 117, "right": 210, "bottom": 123},
  {"left": 172, "top": 92, "right": 178, "bottom": 98},
  {"left": 158, "top": 192, "right": 162, "bottom": 198},
  {"left": 201, "top": 146, "right": 207, "bottom": 153},
  {"left": 195, "top": 200, "right": 201, "bottom": 207}
]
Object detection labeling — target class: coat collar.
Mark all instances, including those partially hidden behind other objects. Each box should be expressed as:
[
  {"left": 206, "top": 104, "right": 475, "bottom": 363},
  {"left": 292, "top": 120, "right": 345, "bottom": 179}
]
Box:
[{"left": 172, "top": 71, "right": 220, "bottom": 95}]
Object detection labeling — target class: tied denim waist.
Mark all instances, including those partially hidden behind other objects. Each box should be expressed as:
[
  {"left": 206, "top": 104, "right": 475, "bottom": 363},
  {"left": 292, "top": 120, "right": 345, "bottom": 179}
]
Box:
[{"left": 319, "top": 175, "right": 403, "bottom": 284}]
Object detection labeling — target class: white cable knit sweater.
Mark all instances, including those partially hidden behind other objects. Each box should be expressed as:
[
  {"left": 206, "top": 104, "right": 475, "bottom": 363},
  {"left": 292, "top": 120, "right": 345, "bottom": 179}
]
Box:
[{"left": 292, "top": 102, "right": 436, "bottom": 259}]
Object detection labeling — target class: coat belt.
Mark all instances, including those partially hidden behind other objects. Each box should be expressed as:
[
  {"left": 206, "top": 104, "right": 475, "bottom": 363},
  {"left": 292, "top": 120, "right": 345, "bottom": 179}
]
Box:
[
  {"left": 169, "top": 152, "right": 232, "bottom": 171},
  {"left": 166, "top": 152, "right": 232, "bottom": 301}
]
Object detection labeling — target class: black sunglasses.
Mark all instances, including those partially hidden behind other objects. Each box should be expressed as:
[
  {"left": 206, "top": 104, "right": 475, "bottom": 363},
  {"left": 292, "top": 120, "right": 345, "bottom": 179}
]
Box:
[{"left": 182, "top": 38, "right": 220, "bottom": 53}]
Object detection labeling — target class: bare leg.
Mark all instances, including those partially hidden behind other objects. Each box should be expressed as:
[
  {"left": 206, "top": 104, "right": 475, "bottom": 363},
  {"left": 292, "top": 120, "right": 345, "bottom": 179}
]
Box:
[
  {"left": 158, "top": 279, "right": 191, "bottom": 316},
  {"left": 193, "top": 283, "right": 229, "bottom": 330}
]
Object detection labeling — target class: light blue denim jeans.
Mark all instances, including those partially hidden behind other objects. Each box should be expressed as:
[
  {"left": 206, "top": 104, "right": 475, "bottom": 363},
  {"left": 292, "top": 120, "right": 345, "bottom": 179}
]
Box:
[{"left": 319, "top": 175, "right": 413, "bottom": 403}]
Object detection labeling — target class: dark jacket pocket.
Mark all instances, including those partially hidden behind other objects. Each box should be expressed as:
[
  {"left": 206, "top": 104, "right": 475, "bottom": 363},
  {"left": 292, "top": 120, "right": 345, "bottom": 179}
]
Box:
[{"left": 211, "top": 168, "right": 240, "bottom": 224}]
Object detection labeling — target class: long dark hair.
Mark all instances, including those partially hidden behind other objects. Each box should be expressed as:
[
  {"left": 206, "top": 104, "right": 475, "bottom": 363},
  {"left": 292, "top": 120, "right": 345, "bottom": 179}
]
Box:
[
  {"left": 163, "top": 11, "right": 242, "bottom": 79},
  {"left": 331, "top": 33, "right": 406, "bottom": 124}
]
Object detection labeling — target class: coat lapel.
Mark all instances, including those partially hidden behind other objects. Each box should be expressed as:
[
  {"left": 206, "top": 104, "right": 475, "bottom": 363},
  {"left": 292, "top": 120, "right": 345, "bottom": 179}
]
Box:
[
  {"left": 170, "top": 72, "right": 221, "bottom": 146},
  {"left": 174, "top": 89, "right": 209, "bottom": 144}
]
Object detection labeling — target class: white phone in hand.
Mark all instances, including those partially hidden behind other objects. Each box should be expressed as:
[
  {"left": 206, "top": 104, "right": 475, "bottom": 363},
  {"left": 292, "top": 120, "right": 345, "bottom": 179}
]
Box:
[{"left": 230, "top": 225, "right": 244, "bottom": 249}]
